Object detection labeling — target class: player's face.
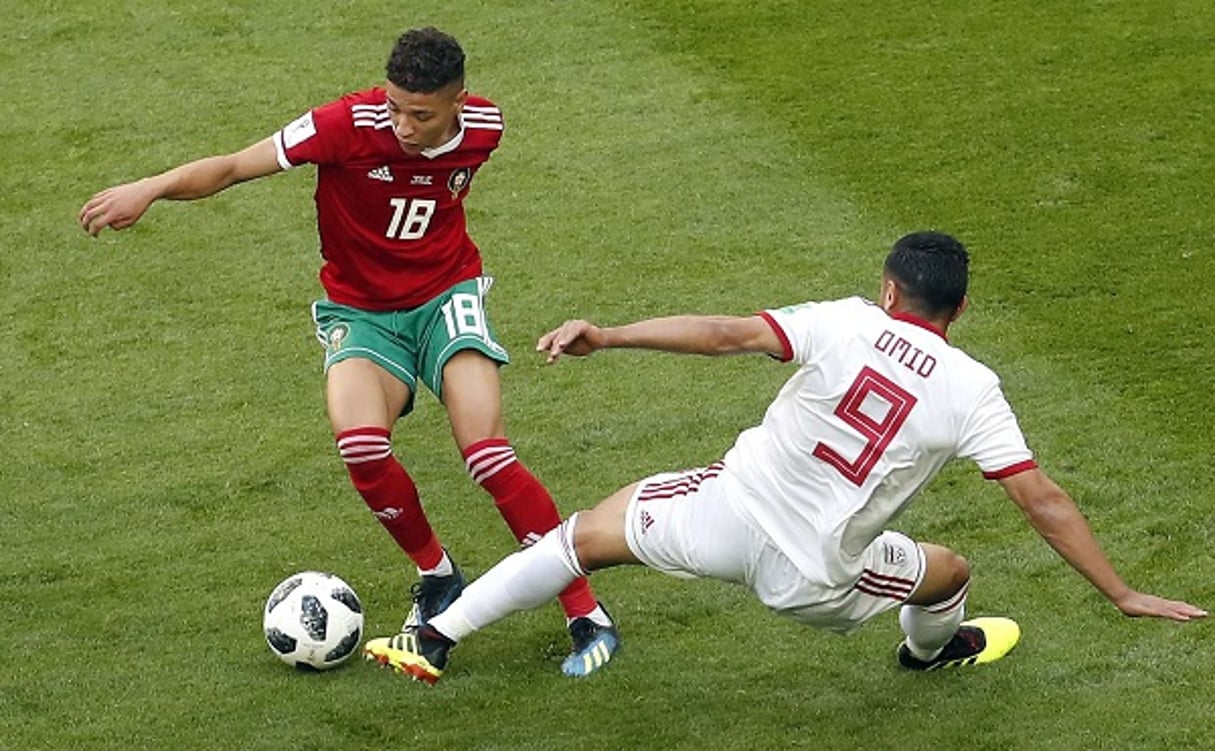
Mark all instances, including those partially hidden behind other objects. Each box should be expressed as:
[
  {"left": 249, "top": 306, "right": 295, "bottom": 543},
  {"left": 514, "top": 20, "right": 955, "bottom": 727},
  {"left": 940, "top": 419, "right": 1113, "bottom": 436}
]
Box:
[{"left": 384, "top": 80, "right": 467, "bottom": 155}]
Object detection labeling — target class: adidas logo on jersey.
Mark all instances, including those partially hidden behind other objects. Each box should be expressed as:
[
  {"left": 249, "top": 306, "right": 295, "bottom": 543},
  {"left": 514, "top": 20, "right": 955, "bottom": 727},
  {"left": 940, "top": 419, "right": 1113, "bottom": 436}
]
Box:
[
  {"left": 367, "top": 166, "right": 393, "bottom": 182},
  {"left": 640, "top": 510, "right": 655, "bottom": 533}
]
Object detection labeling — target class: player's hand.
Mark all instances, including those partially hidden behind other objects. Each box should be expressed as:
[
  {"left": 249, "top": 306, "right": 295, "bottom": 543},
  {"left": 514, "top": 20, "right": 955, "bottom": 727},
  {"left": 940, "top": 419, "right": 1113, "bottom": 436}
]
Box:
[
  {"left": 78, "top": 180, "right": 158, "bottom": 236},
  {"left": 537, "top": 319, "right": 607, "bottom": 364},
  {"left": 1113, "top": 590, "right": 1207, "bottom": 622}
]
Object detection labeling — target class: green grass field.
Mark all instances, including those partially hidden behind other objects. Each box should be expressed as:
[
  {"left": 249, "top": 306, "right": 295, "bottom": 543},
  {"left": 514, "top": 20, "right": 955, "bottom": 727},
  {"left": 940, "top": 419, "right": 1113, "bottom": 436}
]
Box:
[{"left": 3, "top": 1, "right": 1212, "bottom": 748}]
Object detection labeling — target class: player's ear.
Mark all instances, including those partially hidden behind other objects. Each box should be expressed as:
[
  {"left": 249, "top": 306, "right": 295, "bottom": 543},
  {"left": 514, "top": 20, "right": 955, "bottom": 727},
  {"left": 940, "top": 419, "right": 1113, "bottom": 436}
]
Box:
[{"left": 880, "top": 277, "right": 899, "bottom": 311}]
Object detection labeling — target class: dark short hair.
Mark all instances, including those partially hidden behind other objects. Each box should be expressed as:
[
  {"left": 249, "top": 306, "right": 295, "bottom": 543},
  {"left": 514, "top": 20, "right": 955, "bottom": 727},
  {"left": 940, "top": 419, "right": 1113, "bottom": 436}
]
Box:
[
  {"left": 386, "top": 27, "right": 465, "bottom": 93},
  {"left": 883, "top": 231, "right": 970, "bottom": 317}
]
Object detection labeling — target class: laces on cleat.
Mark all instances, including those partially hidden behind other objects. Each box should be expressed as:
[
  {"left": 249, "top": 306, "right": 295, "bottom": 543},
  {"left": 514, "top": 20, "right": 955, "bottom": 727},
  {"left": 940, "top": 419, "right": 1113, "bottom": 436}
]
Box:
[{"left": 402, "top": 562, "right": 466, "bottom": 629}]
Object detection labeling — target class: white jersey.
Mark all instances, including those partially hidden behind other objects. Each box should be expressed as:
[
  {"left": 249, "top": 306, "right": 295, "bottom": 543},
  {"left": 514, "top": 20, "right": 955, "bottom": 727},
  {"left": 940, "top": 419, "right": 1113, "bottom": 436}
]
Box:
[{"left": 723, "top": 296, "right": 1036, "bottom": 587}]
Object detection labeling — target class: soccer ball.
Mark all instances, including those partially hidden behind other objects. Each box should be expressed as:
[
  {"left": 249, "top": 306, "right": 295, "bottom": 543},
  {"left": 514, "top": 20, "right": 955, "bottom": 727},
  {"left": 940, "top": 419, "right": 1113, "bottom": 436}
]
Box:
[{"left": 263, "top": 571, "right": 364, "bottom": 671}]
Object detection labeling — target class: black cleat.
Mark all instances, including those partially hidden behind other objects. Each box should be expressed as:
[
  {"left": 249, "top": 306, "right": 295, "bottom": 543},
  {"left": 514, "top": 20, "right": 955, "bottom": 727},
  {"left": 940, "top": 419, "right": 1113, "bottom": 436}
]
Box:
[{"left": 402, "top": 561, "right": 466, "bottom": 629}]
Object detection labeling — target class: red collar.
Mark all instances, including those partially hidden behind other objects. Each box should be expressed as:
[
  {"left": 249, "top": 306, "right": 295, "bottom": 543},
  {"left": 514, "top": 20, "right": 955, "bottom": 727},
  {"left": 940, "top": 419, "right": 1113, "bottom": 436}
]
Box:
[{"left": 889, "top": 310, "right": 948, "bottom": 341}]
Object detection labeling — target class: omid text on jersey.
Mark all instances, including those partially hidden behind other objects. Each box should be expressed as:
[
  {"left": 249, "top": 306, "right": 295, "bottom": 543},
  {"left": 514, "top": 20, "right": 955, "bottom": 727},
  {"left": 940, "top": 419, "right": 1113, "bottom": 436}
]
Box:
[{"left": 874, "top": 330, "right": 936, "bottom": 378}]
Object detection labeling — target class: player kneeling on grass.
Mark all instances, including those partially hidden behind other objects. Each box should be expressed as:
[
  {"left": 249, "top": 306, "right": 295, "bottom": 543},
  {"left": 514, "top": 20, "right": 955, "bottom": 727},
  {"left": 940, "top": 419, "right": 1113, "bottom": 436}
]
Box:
[{"left": 364, "top": 231, "right": 1206, "bottom": 684}]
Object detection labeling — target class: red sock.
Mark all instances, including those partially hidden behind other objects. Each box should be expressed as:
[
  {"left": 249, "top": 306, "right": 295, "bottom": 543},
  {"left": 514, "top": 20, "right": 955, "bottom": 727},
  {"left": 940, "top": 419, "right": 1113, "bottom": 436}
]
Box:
[
  {"left": 464, "top": 438, "right": 599, "bottom": 619},
  {"left": 338, "top": 427, "right": 443, "bottom": 570}
]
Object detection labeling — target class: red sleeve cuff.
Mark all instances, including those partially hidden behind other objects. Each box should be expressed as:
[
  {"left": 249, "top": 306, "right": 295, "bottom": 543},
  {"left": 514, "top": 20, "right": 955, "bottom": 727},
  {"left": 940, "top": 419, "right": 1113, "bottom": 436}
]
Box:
[
  {"left": 982, "top": 460, "right": 1037, "bottom": 480},
  {"left": 757, "top": 311, "right": 793, "bottom": 362}
]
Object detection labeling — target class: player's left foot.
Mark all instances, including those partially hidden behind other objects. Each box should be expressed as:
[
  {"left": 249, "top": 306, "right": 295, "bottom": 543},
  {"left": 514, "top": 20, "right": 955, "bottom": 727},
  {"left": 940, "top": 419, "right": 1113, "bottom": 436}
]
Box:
[
  {"left": 562, "top": 603, "right": 620, "bottom": 677},
  {"left": 363, "top": 625, "right": 454, "bottom": 685},
  {"left": 897, "top": 616, "right": 1021, "bottom": 671}
]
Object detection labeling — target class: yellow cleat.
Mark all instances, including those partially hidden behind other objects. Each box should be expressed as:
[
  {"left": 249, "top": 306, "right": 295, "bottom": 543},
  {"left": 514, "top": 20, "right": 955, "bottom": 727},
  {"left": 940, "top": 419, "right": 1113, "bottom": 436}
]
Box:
[
  {"left": 363, "top": 628, "right": 449, "bottom": 685},
  {"left": 897, "top": 616, "right": 1021, "bottom": 670}
]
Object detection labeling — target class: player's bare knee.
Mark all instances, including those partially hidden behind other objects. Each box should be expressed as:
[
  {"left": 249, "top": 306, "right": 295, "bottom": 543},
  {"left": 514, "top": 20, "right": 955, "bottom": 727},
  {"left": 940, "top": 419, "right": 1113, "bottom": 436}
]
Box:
[
  {"left": 572, "top": 508, "right": 632, "bottom": 571},
  {"left": 946, "top": 551, "right": 971, "bottom": 590},
  {"left": 571, "top": 510, "right": 606, "bottom": 569},
  {"left": 911, "top": 544, "right": 971, "bottom": 604}
]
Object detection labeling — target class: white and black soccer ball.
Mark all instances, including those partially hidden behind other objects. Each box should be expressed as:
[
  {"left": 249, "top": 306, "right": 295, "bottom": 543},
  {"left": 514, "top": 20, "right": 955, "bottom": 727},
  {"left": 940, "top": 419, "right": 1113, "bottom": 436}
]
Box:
[{"left": 263, "top": 571, "right": 364, "bottom": 671}]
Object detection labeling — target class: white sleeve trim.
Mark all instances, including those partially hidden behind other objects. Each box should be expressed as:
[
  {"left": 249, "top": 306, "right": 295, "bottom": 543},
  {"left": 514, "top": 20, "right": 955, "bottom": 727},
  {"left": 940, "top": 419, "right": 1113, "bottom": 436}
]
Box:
[{"left": 273, "top": 131, "right": 295, "bottom": 171}]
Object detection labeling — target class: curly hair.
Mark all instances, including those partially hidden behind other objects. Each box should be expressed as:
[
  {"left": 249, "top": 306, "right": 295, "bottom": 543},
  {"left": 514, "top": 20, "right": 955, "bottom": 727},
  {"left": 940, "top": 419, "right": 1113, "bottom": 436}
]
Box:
[{"left": 386, "top": 27, "right": 465, "bottom": 93}]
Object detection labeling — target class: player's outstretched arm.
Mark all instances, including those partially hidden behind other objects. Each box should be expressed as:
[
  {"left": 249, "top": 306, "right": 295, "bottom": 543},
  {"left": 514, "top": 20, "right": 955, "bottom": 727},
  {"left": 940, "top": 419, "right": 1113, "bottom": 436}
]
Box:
[
  {"left": 537, "top": 315, "right": 783, "bottom": 364},
  {"left": 79, "top": 137, "right": 281, "bottom": 236},
  {"left": 999, "top": 468, "right": 1207, "bottom": 622}
]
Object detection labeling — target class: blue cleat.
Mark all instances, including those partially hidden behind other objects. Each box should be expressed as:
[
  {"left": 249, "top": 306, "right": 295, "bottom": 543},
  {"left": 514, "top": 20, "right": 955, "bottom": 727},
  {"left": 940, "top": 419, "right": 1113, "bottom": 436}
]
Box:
[{"left": 561, "top": 603, "right": 620, "bottom": 677}]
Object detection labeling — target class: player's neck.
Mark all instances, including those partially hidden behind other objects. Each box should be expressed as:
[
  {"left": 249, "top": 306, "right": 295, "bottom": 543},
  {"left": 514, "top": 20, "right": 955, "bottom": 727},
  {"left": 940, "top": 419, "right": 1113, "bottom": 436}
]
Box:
[
  {"left": 888, "top": 305, "right": 951, "bottom": 338},
  {"left": 441, "top": 117, "right": 463, "bottom": 145}
]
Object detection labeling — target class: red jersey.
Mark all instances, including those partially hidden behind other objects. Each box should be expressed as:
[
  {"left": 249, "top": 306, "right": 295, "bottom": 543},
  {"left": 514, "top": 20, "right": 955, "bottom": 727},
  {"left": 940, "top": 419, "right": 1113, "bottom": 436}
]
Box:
[{"left": 272, "top": 88, "right": 504, "bottom": 310}]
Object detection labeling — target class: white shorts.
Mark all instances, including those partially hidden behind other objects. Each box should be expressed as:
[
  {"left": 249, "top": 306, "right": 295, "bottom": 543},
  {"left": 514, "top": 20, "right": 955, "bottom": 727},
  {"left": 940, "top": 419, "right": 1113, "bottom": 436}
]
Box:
[{"left": 624, "top": 464, "right": 925, "bottom": 635}]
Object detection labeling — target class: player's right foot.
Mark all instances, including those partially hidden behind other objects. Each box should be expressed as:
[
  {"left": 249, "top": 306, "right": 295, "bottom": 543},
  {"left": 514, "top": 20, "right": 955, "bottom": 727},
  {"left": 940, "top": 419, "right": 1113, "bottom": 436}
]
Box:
[
  {"left": 897, "top": 617, "right": 1021, "bottom": 670},
  {"left": 401, "top": 561, "right": 466, "bottom": 630},
  {"left": 362, "top": 625, "right": 454, "bottom": 685}
]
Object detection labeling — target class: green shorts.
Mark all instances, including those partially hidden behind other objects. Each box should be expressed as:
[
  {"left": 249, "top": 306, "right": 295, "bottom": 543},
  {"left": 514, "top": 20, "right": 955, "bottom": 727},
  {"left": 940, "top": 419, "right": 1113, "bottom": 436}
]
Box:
[{"left": 312, "top": 276, "right": 510, "bottom": 415}]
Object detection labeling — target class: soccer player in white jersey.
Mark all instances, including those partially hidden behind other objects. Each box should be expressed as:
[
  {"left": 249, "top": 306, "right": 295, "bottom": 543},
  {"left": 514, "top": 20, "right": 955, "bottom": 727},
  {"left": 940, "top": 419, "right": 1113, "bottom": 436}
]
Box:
[{"left": 364, "top": 231, "right": 1205, "bottom": 684}]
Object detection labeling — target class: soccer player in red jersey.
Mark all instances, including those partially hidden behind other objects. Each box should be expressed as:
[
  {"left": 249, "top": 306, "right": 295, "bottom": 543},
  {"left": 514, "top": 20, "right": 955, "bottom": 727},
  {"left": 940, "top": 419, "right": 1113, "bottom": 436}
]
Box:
[{"left": 78, "top": 27, "right": 618, "bottom": 677}]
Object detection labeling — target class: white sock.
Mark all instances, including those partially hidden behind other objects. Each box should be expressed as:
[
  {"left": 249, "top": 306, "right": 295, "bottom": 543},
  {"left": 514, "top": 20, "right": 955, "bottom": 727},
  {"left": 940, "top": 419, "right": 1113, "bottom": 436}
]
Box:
[
  {"left": 417, "top": 549, "right": 454, "bottom": 578},
  {"left": 430, "top": 517, "right": 584, "bottom": 642},
  {"left": 899, "top": 582, "right": 968, "bottom": 661},
  {"left": 570, "top": 604, "right": 612, "bottom": 628}
]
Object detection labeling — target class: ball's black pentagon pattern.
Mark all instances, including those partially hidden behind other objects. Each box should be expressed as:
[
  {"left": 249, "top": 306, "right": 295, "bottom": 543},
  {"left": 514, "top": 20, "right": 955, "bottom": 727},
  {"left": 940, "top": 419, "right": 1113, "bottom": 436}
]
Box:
[
  {"left": 265, "top": 576, "right": 304, "bottom": 613},
  {"left": 330, "top": 586, "right": 362, "bottom": 614},
  {"left": 325, "top": 626, "right": 362, "bottom": 662},
  {"left": 299, "top": 594, "right": 329, "bottom": 641},
  {"left": 265, "top": 627, "right": 297, "bottom": 655}
]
